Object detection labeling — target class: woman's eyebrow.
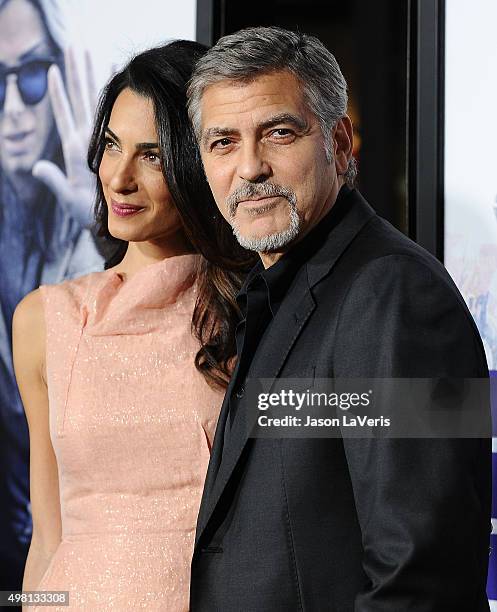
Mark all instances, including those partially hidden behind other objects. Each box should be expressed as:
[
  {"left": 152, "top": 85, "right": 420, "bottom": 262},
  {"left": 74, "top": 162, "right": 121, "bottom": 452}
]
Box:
[
  {"left": 105, "top": 126, "right": 120, "bottom": 143},
  {"left": 20, "top": 41, "right": 52, "bottom": 62},
  {"left": 135, "top": 141, "right": 159, "bottom": 150},
  {"left": 105, "top": 127, "right": 158, "bottom": 150}
]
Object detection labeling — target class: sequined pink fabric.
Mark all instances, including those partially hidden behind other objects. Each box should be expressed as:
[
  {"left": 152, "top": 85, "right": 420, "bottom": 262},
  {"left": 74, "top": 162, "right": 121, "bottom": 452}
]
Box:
[{"left": 34, "top": 254, "right": 222, "bottom": 610}]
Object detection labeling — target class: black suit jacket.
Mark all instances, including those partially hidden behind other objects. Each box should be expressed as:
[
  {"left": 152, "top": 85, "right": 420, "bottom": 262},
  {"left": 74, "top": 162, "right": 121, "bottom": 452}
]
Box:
[{"left": 190, "top": 189, "right": 492, "bottom": 611}]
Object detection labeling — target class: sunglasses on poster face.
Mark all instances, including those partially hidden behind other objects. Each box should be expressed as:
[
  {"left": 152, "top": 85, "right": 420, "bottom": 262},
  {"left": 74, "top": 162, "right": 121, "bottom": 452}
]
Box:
[{"left": 0, "top": 58, "right": 56, "bottom": 110}]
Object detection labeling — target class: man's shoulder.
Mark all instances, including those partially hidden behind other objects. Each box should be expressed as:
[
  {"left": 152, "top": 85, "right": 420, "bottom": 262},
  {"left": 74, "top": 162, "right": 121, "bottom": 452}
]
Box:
[
  {"left": 330, "top": 205, "right": 456, "bottom": 291},
  {"left": 332, "top": 213, "right": 479, "bottom": 337},
  {"left": 312, "top": 199, "right": 470, "bottom": 321},
  {"left": 318, "top": 202, "right": 487, "bottom": 376},
  {"left": 350, "top": 213, "right": 441, "bottom": 272},
  {"left": 308, "top": 189, "right": 447, "bottom": 289}
]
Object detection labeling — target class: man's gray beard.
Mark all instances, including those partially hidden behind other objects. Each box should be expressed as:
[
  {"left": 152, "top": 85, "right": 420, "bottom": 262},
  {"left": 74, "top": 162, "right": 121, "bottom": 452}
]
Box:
[
  {"left": 226, "top": 182, "right": 300, "bottom": 253},
  {"left": 232, "top": 199, "right": 300, "bottom": 252}
]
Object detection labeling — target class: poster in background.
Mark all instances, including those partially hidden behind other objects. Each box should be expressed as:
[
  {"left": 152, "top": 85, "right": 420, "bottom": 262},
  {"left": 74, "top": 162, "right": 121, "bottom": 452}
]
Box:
[
  {"left": 444, "top": 0, "right": 497, "bottom": 606},
  {"left": 0, "top": 0, "right": 196, "bottom": 589}
]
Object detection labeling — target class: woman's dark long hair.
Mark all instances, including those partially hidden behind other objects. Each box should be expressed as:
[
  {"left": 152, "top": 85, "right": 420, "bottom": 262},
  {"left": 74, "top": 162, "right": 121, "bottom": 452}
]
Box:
[{"left": 88, "top": 40, "right": 256, "bottom": 389}]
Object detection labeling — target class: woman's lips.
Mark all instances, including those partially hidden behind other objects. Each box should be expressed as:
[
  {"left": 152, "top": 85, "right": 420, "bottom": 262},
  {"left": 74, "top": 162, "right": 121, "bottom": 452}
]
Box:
[
  {"left": 3, "top": 130, "right": 36, "bottom": 154},
  {"left": 4, "top": 130, "right": 34, "bottom": 142},
  {"left": 111, "top": 200, "right": 145, "bottom": 217}
]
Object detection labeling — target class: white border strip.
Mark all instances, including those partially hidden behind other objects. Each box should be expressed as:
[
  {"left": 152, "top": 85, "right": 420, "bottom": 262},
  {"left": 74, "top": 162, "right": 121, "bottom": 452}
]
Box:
[
  {"left": 492, "top": 437, "right": 497, "bottom": 453},
  {"left": 492, "top": 518, "right": 497, "bottom": 535},
  {"left": 489, "top": 599, "right": 497, "bottom": 611}
]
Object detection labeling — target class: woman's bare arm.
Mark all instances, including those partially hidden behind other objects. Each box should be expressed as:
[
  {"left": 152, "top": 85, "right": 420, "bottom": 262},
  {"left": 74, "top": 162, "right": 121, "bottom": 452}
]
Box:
[{"left": 12, "top": 289, "right": 62, "bottom": 590}]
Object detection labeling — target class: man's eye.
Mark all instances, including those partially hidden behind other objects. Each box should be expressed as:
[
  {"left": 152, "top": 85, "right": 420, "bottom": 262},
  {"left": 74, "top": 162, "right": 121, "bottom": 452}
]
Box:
[
  {"left": 272, "top": 128, "right": 293, "bottom": 138},
  {"left": 212, "top": 138, "right": 232, "bottom": 149}
]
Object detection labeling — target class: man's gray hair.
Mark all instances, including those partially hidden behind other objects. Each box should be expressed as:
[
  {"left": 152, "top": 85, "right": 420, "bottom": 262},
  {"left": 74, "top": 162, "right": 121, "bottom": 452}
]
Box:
[{"left": 187, "top": 26, "right": 357, "bottom": 187}]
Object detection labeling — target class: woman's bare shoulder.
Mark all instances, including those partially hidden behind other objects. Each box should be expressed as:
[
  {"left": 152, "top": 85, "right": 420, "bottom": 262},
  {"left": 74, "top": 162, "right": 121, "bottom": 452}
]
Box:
[
  {"left": 13, "top": 288, "right": 45, "bottom": 335},
  {"left": 12, "top": 289, "right": 46, "bottom": 375}
]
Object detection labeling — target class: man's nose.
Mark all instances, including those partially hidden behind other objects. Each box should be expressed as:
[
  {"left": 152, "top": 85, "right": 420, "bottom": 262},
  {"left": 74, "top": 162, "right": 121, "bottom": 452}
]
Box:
[
  {"left": 109, "top": 156, "right": 138, "bottom": 194},
  {"left": 3, "top": 75, "right": 25, "bottom": 117},
  {"left": 237, "top": 142, "right": 271, "bottom": 183}
]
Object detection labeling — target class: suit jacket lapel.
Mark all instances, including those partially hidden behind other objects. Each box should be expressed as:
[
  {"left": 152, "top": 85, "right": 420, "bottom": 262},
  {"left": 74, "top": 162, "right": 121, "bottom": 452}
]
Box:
[
  {"left": 195, "top": 273, "right": 316, "bottom": 547},
  {"left": 195, "top": 347, "right": 243, "bottom": 530}
]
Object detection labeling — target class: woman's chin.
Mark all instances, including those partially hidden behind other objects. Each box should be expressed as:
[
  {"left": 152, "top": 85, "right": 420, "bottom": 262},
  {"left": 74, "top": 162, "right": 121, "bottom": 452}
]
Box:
[{"left": 108, "top": 224, "right": 145, "bottom": 243}]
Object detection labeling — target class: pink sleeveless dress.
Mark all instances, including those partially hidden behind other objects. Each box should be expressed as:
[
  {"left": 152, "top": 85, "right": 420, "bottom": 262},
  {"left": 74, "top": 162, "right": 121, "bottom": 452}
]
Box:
[{"left": 34, "top": 254, "right": 222, "bottom": 610}]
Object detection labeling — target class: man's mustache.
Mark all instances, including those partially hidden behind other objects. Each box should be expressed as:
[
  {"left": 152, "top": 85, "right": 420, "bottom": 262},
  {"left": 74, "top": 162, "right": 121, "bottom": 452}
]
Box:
[{"left": 225, "top": 183, "right": 296, "bottom": 217}]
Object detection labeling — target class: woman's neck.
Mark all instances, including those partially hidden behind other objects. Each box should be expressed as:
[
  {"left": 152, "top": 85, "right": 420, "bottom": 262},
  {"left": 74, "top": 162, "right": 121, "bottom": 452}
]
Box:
[
  {"left": 7, "top": 171, "right": 40, "bottom": 204},
  {"left": 113, "top": 234, "right": 196, "bottom": 279},
  {"left": 2, "top": 173, "right": 52, "bottom": 245}
]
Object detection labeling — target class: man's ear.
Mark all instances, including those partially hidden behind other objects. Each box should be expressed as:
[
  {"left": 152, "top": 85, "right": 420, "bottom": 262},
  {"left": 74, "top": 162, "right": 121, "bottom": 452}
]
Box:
[{"left": 333, "top": 115, "right": 353, "bottom": 175}]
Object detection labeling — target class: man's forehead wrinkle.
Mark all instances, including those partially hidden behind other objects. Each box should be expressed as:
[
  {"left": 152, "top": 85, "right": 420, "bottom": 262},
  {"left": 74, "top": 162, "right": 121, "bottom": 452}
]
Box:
[
  {"left": 200, "top": 72, "right": 313, "bottom": 141},
  {"left": 205, "top": 94, "right": 292, "bottom": 118},
  {"left": 203, "top": 76, "right": 300, "bottom": 109},
  {"left": 203, "top": 101, "right": 304, "bottom": 128}
]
